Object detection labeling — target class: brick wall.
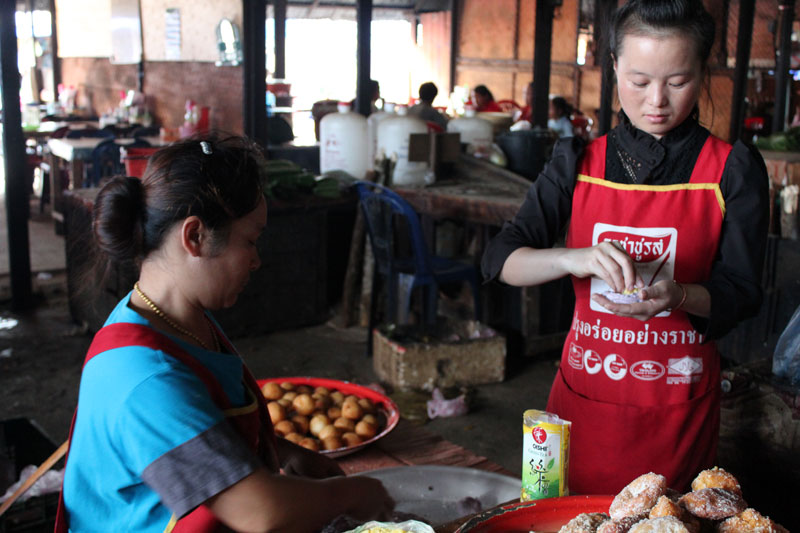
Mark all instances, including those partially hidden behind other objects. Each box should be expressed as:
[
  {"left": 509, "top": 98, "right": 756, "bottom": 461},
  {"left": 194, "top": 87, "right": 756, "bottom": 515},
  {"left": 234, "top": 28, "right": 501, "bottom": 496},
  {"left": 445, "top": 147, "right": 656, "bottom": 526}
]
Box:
[{"left": 60, "top": 58, "right": 244, "bottom": 134}]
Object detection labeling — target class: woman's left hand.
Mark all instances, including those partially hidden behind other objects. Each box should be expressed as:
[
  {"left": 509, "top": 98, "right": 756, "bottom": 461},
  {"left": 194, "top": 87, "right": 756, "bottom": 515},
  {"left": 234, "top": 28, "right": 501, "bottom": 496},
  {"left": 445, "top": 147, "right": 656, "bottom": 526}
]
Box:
[
  {"left": 591, "top": 279, "right": 681, "bottom": 321},
  {"left": 278, "top": 438, "right": 345, "bottom": 478}
]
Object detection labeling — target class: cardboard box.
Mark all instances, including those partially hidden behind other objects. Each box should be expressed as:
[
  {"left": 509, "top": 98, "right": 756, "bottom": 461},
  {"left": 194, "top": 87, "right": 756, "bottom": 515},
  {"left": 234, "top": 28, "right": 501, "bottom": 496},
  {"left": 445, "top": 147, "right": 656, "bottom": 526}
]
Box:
[{"left": 373, "top": 320, "right": 505, "bottom": 390}]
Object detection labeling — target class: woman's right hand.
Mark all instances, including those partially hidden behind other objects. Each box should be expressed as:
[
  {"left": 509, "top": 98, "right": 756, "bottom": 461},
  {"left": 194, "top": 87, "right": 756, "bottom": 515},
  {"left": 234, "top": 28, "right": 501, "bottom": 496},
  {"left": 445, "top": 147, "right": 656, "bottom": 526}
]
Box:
[
  {"left": 338, "top": 476, "right": 395, "bottom": 522},
  {"left": 564, "top": 241, "right": 642, "bottom": 293}
]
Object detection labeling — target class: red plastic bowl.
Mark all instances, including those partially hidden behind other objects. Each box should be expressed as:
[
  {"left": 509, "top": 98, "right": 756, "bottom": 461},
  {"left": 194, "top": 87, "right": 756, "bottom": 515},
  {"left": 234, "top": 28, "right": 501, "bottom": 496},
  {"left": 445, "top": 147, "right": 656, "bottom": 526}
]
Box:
[
  {"left": 456, "top": 495, "right": 614, "bottom": 532},
  {"left": 256, "top": 377, "right": 400, "bottom": 458}
]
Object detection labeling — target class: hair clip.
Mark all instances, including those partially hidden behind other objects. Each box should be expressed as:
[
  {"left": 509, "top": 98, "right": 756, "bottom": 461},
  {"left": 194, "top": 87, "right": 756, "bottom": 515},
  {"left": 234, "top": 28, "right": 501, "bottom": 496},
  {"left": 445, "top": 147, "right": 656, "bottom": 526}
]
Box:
[{"left": 200, "top": 141, "right": 212, "bottom": 155}]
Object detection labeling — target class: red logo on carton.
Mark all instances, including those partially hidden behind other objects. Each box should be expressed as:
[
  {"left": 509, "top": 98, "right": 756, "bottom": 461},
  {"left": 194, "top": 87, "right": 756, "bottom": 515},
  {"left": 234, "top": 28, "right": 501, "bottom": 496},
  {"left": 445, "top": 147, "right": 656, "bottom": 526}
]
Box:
[{"left": 532, "top": 427, "right": 547, "bottom": 444}]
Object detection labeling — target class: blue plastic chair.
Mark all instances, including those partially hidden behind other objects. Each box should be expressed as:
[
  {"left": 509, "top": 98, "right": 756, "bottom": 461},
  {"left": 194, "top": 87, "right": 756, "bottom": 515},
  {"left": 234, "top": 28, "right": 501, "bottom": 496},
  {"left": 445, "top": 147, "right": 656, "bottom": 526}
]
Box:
[
  {"left": 90, "top": 138, "right": 151, "bottom": 187},
  {"left": 354, "top": 181, "right": 481, "bottom": 354}
]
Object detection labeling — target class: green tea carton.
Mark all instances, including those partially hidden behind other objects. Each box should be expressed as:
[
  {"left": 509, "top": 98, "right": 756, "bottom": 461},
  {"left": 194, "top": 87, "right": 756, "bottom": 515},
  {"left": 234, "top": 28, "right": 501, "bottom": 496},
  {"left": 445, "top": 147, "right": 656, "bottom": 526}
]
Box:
[{"left": 521, "top": 409, "right": 571, "bottom": 501}]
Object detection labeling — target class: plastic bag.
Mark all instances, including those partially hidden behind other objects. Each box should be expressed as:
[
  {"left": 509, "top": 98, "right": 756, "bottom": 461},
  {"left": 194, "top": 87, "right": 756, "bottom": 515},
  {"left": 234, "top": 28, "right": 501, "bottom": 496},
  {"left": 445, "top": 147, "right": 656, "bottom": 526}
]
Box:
[
  {"left": 773, "top": 304, "right": 800, "bottom": 386},
  {"left": 0, "top": 465, "right": 64, "bottom": 504}
]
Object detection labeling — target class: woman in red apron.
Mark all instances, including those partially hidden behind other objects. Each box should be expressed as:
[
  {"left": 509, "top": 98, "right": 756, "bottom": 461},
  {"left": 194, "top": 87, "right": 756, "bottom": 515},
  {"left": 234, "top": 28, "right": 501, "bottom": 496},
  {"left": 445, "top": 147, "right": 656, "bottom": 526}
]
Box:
[
  {"left": 57, "top": 135, "right": 394, "bottom": 532},
  {"left": 482, "top": 0, "right": 769, "bottom": 494}
]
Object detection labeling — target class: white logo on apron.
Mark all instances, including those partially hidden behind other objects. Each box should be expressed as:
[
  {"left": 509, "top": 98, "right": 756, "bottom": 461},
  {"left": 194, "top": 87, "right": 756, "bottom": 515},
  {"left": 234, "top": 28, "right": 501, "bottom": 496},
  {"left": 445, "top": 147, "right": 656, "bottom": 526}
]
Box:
[
  {"left": 584, "top": 350, "right": 603, "bottom": 374},
  {"left": 568, "top": 343, "right": 584, "bottom": 369},
  {"left": 603, "top": 354, "right": 628, "bottom": 380},
  {"left": 590, "top": 223, "right": 678, "bottom": 317}
]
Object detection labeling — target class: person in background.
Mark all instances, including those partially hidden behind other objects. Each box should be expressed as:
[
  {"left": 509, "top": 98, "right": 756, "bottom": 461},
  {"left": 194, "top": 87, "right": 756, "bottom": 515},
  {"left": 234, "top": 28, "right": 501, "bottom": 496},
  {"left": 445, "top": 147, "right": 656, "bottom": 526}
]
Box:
[
  {"left": 351, "top": 79, "right": 381, "bottom": 115},
  {"left": 548, "top": 96, "right": 575, "bottom": 138},
  {"left": 515, "top": 82, "right": 535, "bottom": 123},
  {"left": 481, "top": 0, "right": 768, "bottom": 495},
  {"left": 472, "top": 85, "right": 503, "bottom": 113},
  {"left": 409, "top": 81, "right": 449, "bottom": 130},
  {"left": 58, "top": 134, "right": 394, "bottom": 532}
]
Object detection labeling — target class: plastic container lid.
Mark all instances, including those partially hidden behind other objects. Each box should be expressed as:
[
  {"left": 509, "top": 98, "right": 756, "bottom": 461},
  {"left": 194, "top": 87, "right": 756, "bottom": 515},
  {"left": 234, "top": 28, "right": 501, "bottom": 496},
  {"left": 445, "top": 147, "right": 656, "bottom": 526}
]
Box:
[{"left": 337, "top": 102, "right": 352, "bottom": 113}]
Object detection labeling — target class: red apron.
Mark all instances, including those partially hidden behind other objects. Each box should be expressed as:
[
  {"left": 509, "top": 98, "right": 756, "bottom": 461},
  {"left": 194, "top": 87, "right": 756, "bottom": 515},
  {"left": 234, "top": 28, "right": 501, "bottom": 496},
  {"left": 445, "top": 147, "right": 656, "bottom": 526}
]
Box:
[
  {"left": 546, "top": 134, "right": 731, "bottom": 494},
  {"left": 55, "top": 322, "right": 279, "bottom": 533}
]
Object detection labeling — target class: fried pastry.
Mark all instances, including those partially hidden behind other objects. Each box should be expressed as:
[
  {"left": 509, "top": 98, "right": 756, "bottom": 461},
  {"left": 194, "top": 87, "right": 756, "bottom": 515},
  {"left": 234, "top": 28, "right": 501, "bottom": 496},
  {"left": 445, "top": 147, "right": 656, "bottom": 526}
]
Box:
[
  {"left": 609, "top": 473, "right": 668, "bottom": 521},
  {"left": 628, "top": 517, "right": 690, "bottom": 533},
  {"left": 678, "top": 488, "right": 746, "bottom": 520},
  {"left": 558, "top": 512, "right": 610, "bottom": 533},
  {"left": 690, "top": 467, "right": 742, "bottom": 496},
  {"left": 597, "top": 516, "right": 640, "bottom": 533},
  {"left": 717, "top": 508, "right": 789, "bottom": 533}
]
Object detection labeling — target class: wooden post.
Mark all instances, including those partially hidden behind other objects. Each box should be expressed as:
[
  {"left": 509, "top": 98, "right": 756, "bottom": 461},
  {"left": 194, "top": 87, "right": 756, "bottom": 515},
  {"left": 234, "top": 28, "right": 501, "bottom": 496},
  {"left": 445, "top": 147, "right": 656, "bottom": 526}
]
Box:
[
  {"left": 729, "top": 0, "right": 755, "bottom": 143},
  {"left": 773, "top": 0, "right": 795, "bottom": 134},
  {"left": 274, "top": 0, "right": 287, "bottom": 80},
  {"left": 356, "top": 0, "right": 373, "bottom": 117},
  {"left": 243, "top": 0, "right": 268, "bottom": 145},
  {"left": 0, "top": 0, "right": 33, "bottom": 310},
  {"left": 531, "top": 0, "right": 554, "bottom": 129}
]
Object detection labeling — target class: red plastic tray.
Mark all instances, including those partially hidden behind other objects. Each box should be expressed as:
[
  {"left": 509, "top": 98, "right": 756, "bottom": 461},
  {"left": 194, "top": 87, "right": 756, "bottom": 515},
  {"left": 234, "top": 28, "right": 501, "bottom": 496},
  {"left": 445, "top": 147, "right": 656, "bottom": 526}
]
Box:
[
  {"left": 256, "top": 377, "right": 400, "bottom": 458},
  {"left": 456, "top": 495, "right": 614, "bottom": 532}
]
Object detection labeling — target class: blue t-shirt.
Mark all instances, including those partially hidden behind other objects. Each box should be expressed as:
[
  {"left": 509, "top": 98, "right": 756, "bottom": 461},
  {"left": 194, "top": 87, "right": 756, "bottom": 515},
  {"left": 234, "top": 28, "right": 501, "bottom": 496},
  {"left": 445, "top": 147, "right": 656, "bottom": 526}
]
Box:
[{"left": 63, "top": 293, "right": 261, "bottom": 532}]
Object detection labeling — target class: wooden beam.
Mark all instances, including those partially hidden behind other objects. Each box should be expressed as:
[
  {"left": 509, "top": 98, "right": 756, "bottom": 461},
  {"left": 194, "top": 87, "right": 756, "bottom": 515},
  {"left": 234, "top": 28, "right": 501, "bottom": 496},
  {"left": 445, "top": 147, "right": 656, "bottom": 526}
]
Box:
[
  {"left": 0, "top": 0, "right": 33, "bottom": 310},
  {"left": 449, "top": 0, "right": 459, "bottom": 93},
  {"left": 243, "top": 0, "right": 268, "bottom": 145},
  {"left": 532, "top": 0, "right": 555, "bottom": 128},
  {"left": 274, "top": 0, "right": 287, "bottom": 79},
  {"left": 729, "top": 0, "right": 755, "bottom": 143},
  {"left": 773, "top": 0, "right": 795, "bottom": 134},
  {"left": 356, "top": 0, "right": 373, "bottom": 117}
]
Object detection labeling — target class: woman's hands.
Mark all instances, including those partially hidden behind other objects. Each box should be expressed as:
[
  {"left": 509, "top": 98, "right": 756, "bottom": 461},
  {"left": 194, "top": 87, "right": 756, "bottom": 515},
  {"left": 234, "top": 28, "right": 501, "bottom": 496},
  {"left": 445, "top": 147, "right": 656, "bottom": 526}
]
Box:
[
  {"left": 592, "top": 279, "right": 682, "bottom": 321},
  {"left": 565, "top": 241, "right": 643, "bottom": 293},
  {"left": 277, "top": 437, "right": 344, "bottom": 478}
]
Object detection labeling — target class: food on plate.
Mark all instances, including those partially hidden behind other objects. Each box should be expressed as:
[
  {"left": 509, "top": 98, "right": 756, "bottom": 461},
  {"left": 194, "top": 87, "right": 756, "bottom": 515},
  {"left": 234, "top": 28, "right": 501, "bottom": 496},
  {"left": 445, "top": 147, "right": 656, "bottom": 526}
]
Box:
[
  {"left": 627, "top": 516, "right": 689, "bottom": 533},
  {"left": 717, "top": 508, "right": 790, "bottom": 533},
  {"left": 558, "top": 512, "right": 610, "bottom": 532},
  {"left": 602, "top": 287, "right": 643, "bottom": 304},
  {"left": 262, "top": 380, "right": 387, "bottom": 453},
  {"left": 609, "top": 473, "right": 667, "bottom": 521},
  {"left": 678, "top": 488, "right": 746, "bottom": 520},
  {"left": 689, "top": 467, "right": 742, "bottom": 496},
  {"left": 559, "top": 467, "right": 786, "bottom": 533}
]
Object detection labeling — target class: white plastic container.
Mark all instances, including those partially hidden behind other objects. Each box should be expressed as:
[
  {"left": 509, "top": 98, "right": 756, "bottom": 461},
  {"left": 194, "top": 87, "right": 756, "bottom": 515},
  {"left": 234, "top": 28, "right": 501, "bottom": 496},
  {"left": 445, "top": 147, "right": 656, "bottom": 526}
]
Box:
[
  {"left": 320, "top": 102, "right": 369, "bottom": 179},
  {"left": 447, "top": 105, "right": 494, "bottom": 156},
  {"left": 377, "top": 105, "right": 428, "bottom": 186},
  {"left": 367, "top": 102, "right": 395, "bottom": 171}
]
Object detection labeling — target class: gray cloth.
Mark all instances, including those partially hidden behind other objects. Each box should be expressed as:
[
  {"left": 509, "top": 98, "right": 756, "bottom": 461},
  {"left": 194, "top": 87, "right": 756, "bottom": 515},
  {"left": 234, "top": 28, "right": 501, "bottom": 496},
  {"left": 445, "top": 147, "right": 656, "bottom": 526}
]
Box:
[
  {"left": 408, "top": 103, "right": 448, "bottom": 129},
  {"left": 141, "top": 420, "right": 261, "bottom": 517}
]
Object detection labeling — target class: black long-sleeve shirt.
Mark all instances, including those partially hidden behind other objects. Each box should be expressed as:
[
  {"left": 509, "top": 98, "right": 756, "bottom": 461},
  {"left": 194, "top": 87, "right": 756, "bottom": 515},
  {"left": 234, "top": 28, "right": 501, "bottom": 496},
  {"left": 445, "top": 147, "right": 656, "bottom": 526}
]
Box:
[{"left": 481, "top": 116, "right": 770, "bottom": 340}]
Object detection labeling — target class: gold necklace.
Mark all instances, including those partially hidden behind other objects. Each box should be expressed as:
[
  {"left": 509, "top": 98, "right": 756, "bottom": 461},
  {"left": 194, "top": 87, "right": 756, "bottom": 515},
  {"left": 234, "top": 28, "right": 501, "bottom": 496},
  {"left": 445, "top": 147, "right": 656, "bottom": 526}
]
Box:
[{"left": 134, "top": 282, "right": 220, "bottom": 351}]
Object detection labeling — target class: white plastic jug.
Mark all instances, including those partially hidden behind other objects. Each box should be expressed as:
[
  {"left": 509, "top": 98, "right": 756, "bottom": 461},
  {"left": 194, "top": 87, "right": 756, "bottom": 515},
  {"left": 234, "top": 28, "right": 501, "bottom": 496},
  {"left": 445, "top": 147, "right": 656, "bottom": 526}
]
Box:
[
  {"left": 377, "top": 105, "right": 428, "bottom": 186},
  {"left": 320, "top": 102, "right": 368, "bottom": 179},
  {"left": 447, "top": 105, "right": 494, "bottom": 156},
  {"left": 367, "top": 102, "right": 395, "bottom": 172}
]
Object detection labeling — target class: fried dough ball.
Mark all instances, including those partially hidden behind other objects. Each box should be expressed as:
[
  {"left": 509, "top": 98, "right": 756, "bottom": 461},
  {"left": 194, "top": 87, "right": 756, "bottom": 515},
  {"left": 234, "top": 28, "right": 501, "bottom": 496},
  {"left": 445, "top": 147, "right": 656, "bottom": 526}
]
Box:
[
  {"left": 281, "top": 391, "right": 297, "bottom": 402},
  {"left": 314, "top": 395, "right": 331, "bottom": 411},
  {"left": 318, "top": 424, "right": 340, "bottom": 441},
  {"left": 597, "top": 516, "right": 640, "bottom": 533},
  {"left": 678, "top": 488, "right": 746, "bottom": 520},
  {"left": 341, "top": 432, "right": 363, "bottom": 447},
  {"left": 298, "top": 437, "right": 319, "bottom": 451},
  {"left": 296, "top": 385, "right": 312, "bottom": 395},
  {"left": 283, "top": 432, "right": 304, "bottom": 444},
  {"left": 342, "top": 400, "right": 364, "bottom": 420},
  {"left": 261, "top": 382, "right": 283, "bottom": 400},
  {"left": 690, "top": 467, "right": 742, "bottom": 496},
  {"left": 344, "top": 394, "right": 360, "bottom": 404},
  {"left": 292, "top": 393, "right": 315, "bottom": 416},
  {"left": 273, "top": 419, "right": 296, "bottom": 437},
  {"left": 322, "top": 435, "right": 343, "bottom": 451},
  {"left": 309, "top": 413, "right": 330, "bottom": 436},
  {"left": 333, "top": 417, "right": 355, "bottom": 432},
  {"left": 609, "top": 473, "right": 667, "bottom": 521},
  {"left": 361, "top": 413, "right": 378, "bottom": 427},
  {"left": 358, "top": 397, "right": 376, "bottom": 414},
  {"left": 277, "top": 398, "right": 292, "bottom": 408},
  {"left": 290, "top": 414, "right": 310, "bottom": 435},
  {"left": 330, "top": 391, "right": 345, "bottom": 406},
  {"left": 314, "top": 386, "right": 330, "bottom": 396},
  {"left": 647, "top": 496, "right": 699, "bottom": 533},
  {"left": 557, "top": 512, "right": 609, "bottom": 532},
  {"left": 627, "top": 516, "right": 689, "bottom": 533},
  {"left": 267, "top": 401, "right": 286, "bottom": 423},
  {"left": 327, "top": 406, "right": 342, "bottom": 420},
  {"left": 355, "top": 420, "right": 377, "bottom": 439},
  {"left": 717, "top": 508, "right": 789, "bottom": 533},
  {"left": 280, "top": 381, "right": 295, "bottom": 391}
]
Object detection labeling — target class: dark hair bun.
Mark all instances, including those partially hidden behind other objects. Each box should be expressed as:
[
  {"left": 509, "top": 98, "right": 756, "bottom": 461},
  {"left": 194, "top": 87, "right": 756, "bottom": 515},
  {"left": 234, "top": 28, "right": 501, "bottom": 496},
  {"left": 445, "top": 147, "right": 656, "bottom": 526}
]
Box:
[{"left": 93, "top": 176, "right": 145, "bottom": 264}]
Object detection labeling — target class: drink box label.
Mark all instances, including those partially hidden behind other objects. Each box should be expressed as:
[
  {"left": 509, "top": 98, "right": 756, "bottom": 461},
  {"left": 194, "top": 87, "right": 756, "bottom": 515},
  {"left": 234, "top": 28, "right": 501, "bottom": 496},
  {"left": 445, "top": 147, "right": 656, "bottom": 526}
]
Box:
[{"left": 521, "top": 409, "right": 571, "bottom": 501}]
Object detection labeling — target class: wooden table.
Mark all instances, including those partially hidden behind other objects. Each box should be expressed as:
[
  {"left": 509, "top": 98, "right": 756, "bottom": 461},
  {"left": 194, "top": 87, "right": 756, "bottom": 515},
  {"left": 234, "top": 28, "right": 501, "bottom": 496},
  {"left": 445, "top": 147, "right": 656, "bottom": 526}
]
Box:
[
  {"left": 337, "top": 419, "right": 517, "bottom": 532},
  {"left": 46, "top": 136, "right": 164, "bottom": 227}
]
